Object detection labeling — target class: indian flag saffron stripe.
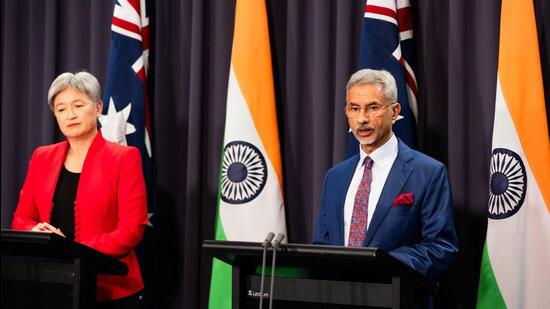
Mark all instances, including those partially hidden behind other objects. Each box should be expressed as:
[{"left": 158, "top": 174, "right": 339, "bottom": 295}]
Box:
[
  {"left": 477, "top": 0, "right": 550, "bottom": 308},
  {"left": 208, "top": 0, "right": 287, "bottom": 308}
]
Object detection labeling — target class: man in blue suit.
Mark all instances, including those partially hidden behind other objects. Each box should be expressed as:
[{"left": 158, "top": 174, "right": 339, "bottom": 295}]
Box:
[{"left": 313, "top": 69, "right": 458, "bottom": 280}]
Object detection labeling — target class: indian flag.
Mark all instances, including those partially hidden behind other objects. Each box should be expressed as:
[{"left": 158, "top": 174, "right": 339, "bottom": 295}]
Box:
[
  {"left": 476, "top": 0, "right": 550, "bottom": 308},
  {"left": 208, "top": 0, "right": 287, "bottom": 308}
]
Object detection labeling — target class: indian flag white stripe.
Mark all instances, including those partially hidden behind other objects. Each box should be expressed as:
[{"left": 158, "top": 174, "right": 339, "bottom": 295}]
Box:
[{"left": 219, "top": 66, "right": 286, "bottom": 240}]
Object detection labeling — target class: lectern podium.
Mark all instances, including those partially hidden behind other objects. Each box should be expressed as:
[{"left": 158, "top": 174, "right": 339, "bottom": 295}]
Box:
[
  {"left": 1, "top": 229, "right": 128, "bottom": 309},
  {"left": 203, "top": 240, "right": 437, "bottom": 308}
]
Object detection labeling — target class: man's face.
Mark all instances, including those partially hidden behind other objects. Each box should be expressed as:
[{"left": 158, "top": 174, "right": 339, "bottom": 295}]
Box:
[
  {"left": 53, "top": 87, "right": 102, "bottom": 141},
  {"left": 346, "top": 84, "right": 400, "bottom": 153}
]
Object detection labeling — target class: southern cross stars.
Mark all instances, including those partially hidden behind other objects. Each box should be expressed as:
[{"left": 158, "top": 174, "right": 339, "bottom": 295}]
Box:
[{"left": 99, "top": 97, "right": 136, "bottom": 146}]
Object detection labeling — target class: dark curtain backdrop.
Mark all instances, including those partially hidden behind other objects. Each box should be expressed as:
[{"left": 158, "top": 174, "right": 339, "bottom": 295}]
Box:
[{"left": 2, "top": 0, "right": 549, "bottom": 308}]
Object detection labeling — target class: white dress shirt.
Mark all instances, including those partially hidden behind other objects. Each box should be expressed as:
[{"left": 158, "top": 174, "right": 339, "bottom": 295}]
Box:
[{"left": 343, "top": 133, "right": 399, "bottom": 246}]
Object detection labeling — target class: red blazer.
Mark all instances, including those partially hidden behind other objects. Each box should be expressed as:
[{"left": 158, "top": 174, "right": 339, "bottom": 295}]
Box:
[{"left": 12, "top": 131, "right": 148, "bottom": 301}]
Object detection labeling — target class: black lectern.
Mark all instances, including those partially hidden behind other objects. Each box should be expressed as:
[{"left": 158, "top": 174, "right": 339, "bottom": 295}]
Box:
[
  {"left": 1, "top": 229, "right": 128, "bottom": 309},
  {"left": 203, "top": 240, "right": 437, "bottom": 308}
]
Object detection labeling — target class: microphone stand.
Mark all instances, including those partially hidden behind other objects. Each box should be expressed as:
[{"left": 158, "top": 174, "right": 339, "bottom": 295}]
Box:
[
  {"left": 259, "top": 232, "right": 275, "bottom": 309},
  {"left": 268, "top": 233, "right": 285, "bottom": 309}
]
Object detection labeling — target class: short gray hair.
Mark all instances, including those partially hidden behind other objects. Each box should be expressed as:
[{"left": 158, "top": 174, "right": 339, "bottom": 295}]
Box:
[
  {"left": 346, "top": 69, "right": 397, "bottom": 104},
  {"left": 47, "top": 71, "right": 101, "bottom": 110}
]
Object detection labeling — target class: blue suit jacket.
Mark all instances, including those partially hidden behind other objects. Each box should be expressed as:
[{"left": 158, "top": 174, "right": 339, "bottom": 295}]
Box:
[{"left": 313, "top": 140, "right": 458, "bottom": 279}]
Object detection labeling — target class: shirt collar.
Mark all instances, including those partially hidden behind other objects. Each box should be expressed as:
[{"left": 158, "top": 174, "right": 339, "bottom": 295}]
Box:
[{"left": 358, "top": 133, "right": 398, "bottom": 167}]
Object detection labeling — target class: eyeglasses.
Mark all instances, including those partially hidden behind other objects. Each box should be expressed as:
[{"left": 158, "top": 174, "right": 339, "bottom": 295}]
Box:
[{"left": 345, "top": 103, "right": 393, "bottom": 118}]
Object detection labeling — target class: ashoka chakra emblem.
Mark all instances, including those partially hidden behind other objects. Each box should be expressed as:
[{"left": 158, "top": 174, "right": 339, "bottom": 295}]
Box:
[
  {"left": 221, "top": 141, "right": 268, "bottom": 204},
  {"left": 488, "top": 148, "right": 527, "bottom": 219}
]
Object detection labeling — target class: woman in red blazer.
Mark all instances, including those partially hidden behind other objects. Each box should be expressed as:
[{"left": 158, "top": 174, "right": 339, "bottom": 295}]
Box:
[{"left": 11, "top": 71, "right": 148, "bottom": 309}]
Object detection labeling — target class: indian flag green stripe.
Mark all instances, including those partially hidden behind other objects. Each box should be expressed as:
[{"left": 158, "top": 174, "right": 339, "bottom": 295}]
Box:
[
  {"left": 209, "top": 147, "right": 231, "bottom": 309},
  {"left": 209, "top": 259, "right": 231, "bottom": 308},
  {"left": 477, "top": 242, "right": 506, "bottom": 309}
]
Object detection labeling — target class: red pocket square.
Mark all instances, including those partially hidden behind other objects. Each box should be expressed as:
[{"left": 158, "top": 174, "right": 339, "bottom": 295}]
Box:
[{"left": 392, "top": 193, "right": 414, "bottom": 206}]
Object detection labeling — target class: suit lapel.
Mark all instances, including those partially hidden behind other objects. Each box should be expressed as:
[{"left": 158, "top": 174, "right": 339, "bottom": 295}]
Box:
[
  {"left": 336, "top": 155, "right": 360, "bottom": 245},
  {"left": 364, "top": 141, "right": 414, "bottom": 247}
]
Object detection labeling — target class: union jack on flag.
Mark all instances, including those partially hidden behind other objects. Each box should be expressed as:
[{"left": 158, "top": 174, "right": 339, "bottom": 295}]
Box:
[
  {"left": 99, "top": 0, "right": 155, "bottom": 306},
  {"left": 346, "top": 0, "right": 418, "bottom": 157}
]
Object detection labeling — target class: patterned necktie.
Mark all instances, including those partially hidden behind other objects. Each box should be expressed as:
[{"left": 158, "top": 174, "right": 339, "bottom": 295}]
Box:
[{"left": 348, "top": 157, "right": 374, "bottom": 247}]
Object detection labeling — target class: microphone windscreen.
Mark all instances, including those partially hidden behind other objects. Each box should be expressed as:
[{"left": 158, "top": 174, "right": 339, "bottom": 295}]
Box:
[
  {"left": 272, "top": 233, "right": 285, "bottom": 246},
  {"left": 262, "top": 232, "right": 275, "bottom": 247}
]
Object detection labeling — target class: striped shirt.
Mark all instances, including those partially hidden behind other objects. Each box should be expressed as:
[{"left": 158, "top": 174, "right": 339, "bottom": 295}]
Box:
[{"left": 344, "top": 133, "right": 399, "bottom": 246}]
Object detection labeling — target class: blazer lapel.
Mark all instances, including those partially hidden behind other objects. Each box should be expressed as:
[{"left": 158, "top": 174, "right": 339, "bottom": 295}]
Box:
[
  {"left": 336, "top": 155, "right": 360, "bottom": 245},
  {"left": 364, "top": 141, "right": 414, "bottom": 247},
  {"left": 44, "top": 141, "right": 69, "bottom": 211}
]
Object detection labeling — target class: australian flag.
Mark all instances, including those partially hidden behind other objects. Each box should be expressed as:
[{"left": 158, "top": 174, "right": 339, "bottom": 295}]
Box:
[
  {"left": 99, "top": 0, "right": 156, "bottom": 307},
  {"left": 346, "top": 0, "right": 418, "bottom": 157}
]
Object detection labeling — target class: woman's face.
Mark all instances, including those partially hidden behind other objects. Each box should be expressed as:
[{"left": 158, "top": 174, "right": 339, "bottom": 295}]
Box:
[{"left": 53, "top": 87, "right": 102, "bottom": 141}]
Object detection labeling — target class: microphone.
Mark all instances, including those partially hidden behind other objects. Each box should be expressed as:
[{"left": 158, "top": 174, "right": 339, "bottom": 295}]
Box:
[
  {"left": 262, "top": 232, "right": 275, "bottom": 248},
  {"left": 271, "top": 233, "right": 285, "bottom": 249},
  {"left": 259, "top": 232, "right": 275, "bottom": 309},
  {"left": 268, "top": 233, "right": 285, "bottom": 309}
]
